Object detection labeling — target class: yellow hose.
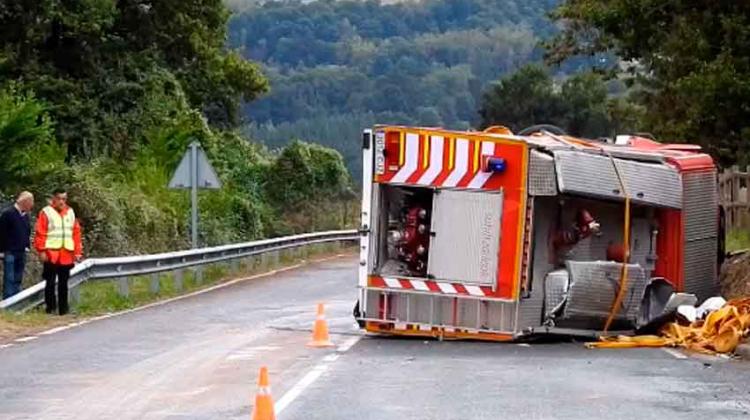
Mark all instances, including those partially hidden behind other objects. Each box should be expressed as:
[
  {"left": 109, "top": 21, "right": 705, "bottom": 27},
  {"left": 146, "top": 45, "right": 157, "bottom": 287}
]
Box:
[{"left": 603, "top": 153, "right": 631, "bottom": 334}]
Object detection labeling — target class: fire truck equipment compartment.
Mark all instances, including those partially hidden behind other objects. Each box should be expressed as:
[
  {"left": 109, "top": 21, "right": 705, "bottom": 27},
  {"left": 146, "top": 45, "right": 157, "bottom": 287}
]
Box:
[{"left": 427, "top": 189, "right": 502, "bottom": 286}]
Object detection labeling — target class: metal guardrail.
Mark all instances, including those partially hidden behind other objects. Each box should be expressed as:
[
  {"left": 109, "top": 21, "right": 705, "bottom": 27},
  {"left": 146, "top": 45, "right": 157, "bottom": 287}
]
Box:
[{"left": 0, "top": 230, "right": 358, "bottom": 312}]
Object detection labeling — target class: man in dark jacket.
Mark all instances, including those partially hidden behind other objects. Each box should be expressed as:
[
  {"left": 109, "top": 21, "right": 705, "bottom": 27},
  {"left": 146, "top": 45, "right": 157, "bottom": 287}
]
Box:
[{"left": 0, "top": 191, "right": 34, "bottom": 299}]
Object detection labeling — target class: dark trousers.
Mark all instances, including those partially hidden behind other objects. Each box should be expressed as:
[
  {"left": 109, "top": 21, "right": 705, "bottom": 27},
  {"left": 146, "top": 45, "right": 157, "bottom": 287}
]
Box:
[
  {"left": 2, "top": 251, "right": 26, "bottom": 299},
  {"left": 43, "top": 262, "right": 73, "bottom": 315}
]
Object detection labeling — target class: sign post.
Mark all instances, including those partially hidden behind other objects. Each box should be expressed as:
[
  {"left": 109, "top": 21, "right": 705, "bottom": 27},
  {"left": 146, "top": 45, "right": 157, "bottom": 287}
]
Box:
[{"left": 168, "top": 141, "right": 222, "bottom": 248}]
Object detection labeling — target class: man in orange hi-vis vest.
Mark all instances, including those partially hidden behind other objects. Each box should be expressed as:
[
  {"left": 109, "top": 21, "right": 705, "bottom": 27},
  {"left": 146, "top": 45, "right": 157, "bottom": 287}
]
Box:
[{"left": 34, "top": 188, "right": 83, "bottom": 315}]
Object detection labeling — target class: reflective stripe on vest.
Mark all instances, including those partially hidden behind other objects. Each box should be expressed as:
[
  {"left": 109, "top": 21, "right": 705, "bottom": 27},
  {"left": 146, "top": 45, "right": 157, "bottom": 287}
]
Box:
[{"left": 42, "top": 206, "right": 75, "bottom": 251}]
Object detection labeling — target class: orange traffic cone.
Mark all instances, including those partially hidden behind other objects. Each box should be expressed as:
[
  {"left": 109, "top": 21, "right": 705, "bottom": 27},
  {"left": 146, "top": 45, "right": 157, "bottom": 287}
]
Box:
[
  {"left": 251, "top": 366, "right": 276, "bottom": 420},
  {"left": 307, "top": 303, "right": 334, "bottom": 347}
]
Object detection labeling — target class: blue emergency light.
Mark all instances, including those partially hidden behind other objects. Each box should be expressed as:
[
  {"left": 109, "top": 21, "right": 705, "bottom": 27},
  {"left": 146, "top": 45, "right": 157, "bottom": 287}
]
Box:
[{"left": 483, "top": 156, "right": 507, "bottom": 173}]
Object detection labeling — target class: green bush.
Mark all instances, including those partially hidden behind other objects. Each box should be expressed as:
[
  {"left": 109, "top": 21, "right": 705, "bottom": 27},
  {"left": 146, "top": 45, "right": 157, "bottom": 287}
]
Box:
[{"left": 0, "top": 85, "right": 65, "bottom": 190}]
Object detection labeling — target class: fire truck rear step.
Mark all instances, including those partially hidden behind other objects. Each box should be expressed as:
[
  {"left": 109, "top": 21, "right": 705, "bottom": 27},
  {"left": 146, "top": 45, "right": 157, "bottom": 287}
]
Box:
[{"left": 361, "top": 287, "right": 517, "bottom": 335}]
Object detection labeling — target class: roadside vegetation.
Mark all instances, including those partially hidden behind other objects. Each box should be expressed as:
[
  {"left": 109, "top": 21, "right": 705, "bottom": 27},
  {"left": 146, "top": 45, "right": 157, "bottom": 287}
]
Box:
[
  {"left": 728, "top": 230, "right": 750, "bottom": 253},
  {"left": 0, "top": 1, "right": 356, "bottom": 261}
]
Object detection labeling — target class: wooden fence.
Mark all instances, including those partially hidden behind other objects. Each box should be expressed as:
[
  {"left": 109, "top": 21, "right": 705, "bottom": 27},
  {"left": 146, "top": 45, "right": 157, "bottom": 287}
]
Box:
[{"left": 720, "top": 166, "right": 750, "bottom": 230}]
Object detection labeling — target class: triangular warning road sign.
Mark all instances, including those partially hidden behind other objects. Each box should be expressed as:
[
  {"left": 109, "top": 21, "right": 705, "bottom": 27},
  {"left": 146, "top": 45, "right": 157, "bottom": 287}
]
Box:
[{"left": 168, "top": 142, "right": 222, "bottom": 189}]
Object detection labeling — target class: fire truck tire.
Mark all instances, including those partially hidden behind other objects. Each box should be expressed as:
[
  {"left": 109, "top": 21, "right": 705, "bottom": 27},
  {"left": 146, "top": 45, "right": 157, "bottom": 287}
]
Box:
[
  {"left": 517, "top": 124, "right": 566, "bottom": 136},
  {"left": 353, "top": 301, "right": 365, "bottom": 328}
]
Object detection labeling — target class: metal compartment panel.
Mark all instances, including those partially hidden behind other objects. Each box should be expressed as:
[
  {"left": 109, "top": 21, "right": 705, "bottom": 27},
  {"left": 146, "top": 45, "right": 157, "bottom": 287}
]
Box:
[
  {"left": 427, "top": 189, "right": 503, "bottom": 285},
  {"left": 562, "top": 261, "right": 648, "bottom": 324},
  {"left": 528, "top": 150, "right": 557, "bottom": 196},
  {"left": 554, "top": 150, "right": 682, "bottom": 208},
  {"left": 682, "top": 170, "right": 718, "bottom": 301}
]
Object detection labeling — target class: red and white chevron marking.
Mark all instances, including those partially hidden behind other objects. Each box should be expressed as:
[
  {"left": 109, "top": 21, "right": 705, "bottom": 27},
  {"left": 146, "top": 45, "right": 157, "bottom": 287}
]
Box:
[
  {"left": 382, "top": 134, "right": 503, "bottom": 189},
  {"left": 369, "top": 276, "right": 493, "bottom": 297}
]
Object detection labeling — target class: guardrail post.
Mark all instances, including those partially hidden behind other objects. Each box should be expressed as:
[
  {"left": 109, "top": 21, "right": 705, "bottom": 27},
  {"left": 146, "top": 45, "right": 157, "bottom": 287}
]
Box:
[
  {"left": 150, "top": 273, "right": 160, "bottom": 294},
  {"left": 69, "top": 285, "right": 81, "bottom": 306},
  {"left": 230, "top": 259, "right": 240, "bottom": 274},
  {"left": 117, "top": 277, "right": 130, "bottom": 298},
  {"left": 301, "top": 245, "right": 308, "bottom": 260},
  {"left": 242, "top": 256, "right": 253, "bottom": 272},
  {"left": 174, "top": 269, "right": 184, "bottom": 292},
  {"left": 259, "top": 252, "right": 269, "bottom": 271},
  {"left": 194, "top": 267, "right": 204, "bottom": 285}
]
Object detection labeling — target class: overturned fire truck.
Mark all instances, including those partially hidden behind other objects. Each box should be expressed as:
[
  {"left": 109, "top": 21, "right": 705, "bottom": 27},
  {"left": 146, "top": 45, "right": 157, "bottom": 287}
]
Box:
[{"left": 355, "top": 124, "right": 724, "bottom": 340}]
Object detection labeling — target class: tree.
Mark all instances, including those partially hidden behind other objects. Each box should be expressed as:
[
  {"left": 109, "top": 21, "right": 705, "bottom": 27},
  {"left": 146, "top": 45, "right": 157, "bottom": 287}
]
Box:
[
  {"left": 0, "top": 86, "right": 64, "bottom": 189},
  {"left": 545, "top": 1, "right": 750, "bottom": 166},
  {"left": 479, "top": 64, "right": 624, "bottom": 138},
  {"left": 228, "top": 0, "right": 565, "bottom": 178},
  {"left": 264, "top": 140, "right": 351, "bottom": 232},
  {"left": 559, "top": 72, "right": 611, "bottom": 138},
  {"left": 478, "top": 65, "right": 565, "bottom": 133},
  {"left": 0, "top": 0, "right": 268, "bottom": 159}
]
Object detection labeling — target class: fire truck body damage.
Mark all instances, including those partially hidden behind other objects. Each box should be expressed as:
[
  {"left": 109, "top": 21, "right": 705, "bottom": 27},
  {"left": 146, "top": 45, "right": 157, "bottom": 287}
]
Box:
[{"left": 356, "top": 127, "right": 719, "bottom": 340}]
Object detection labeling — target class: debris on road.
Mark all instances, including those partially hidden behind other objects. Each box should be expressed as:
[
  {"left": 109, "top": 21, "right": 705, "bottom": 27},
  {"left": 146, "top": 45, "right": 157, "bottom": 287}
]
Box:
[{"left": 587, "top": 297, "right": 750, "bottom": 354}]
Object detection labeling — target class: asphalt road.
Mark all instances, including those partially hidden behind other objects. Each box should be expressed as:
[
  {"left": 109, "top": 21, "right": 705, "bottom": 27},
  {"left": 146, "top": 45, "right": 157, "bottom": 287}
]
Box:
[{"left": 1, "top": 255, "right": 749, "bottom": 420}]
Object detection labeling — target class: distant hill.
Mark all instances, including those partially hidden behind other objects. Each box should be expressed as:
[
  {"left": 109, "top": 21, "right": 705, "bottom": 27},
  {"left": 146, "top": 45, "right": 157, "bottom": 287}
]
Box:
[{"left": 228, "top": 0, "right": 569, "bottom": 177}]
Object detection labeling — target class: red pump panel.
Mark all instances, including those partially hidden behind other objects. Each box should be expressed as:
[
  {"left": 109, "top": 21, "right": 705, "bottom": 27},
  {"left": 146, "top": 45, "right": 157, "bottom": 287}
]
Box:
[{"left": 654, "top": 208, "right": 684, "bottom": 290}]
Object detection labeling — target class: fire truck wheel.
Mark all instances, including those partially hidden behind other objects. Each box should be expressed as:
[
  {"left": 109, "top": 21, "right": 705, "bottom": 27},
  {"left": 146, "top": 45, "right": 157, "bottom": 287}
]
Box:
[
  {"left": 353, "top": 301, "right": 365, "bottom": 328},
  {"left": 517, "top": 124, "right": 566, "bottom": 136}
]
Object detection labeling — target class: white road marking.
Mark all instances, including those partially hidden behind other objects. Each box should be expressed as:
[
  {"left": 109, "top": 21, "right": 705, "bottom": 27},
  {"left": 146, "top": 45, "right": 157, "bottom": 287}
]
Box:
[
  {"left": 174, "top": 386, "right": 211, "bottom": 397},
  {"left": 15, "top": 336, "right": 38, "bottom": 343},
  {"left": 322, "top": 354, "right": 339, "bottom": 363},
  {"left": 275, "top": 335, "right": 362, "bottom": 415},
  {"left": 226, "top": 353, "right": 257, "bottom": 361},
  {"left": 251, "top": 345, "right": 282, "bottom": 351},
  {"left": 275, "top": 364, "right": 329, "bottom": 415},
  {"left": 39, "top": 325, "right": 75, "bottom": 335},
  {"left": 8, "top": 253, "right": 352, "bottom": 344},
  {"left": 337, "top": 336, "right": 361, "bottom": 353},
  {"left": 226, "top": 345, "right": 282, "bottom": 361},
  {"left": 662, "top": 348, "right": 687, "bottom": 359},
  {"left": 714, "top": 353, "right": 731, "bottom": 360},
  {"left": 0, "top": 343, "right": 14, "bottom": 349}
]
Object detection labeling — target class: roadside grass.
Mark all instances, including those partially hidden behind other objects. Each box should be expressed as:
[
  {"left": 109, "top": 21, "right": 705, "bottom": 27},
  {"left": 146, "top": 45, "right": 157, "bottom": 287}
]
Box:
[
  {"left": 727, "top": 229, "right": 750, "bottom": 252},
  {"left": 74, "top": 264, "right": 227, "bottom": 315},
  {"left": 1, "top": 244, "right": 353, "bottom": 342},
  {"left": 0, "top": 311, "right": 76, "bottom": 341}
]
